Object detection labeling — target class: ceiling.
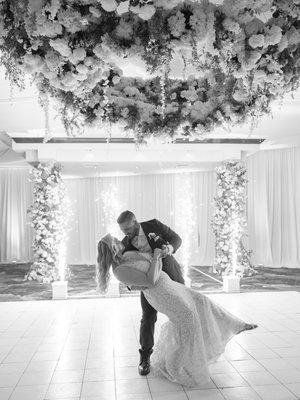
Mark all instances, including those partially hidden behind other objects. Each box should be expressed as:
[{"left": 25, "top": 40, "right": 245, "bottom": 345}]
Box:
[{"left": 6, "top": 136, "right": 261, "bottom": 177}]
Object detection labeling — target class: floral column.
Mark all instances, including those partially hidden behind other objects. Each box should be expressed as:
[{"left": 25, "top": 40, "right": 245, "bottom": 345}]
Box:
[
  {"left": 26, "top": 163, "right": 70, "bottom": 283},
  {"left": 212, "top": 160, "right": 254, "bottom": 277}
]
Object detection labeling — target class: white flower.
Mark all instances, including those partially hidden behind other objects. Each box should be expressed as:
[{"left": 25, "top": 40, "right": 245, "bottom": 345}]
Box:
[
  {"left": 115, "top": 19, "right": 133, "bottom": 40},
  {"left": 76, "top": 63, "right": 88, "bottom": 75},
  {"left": 27, "top": 0, "right": 46, "bottom": 14},
  {"left": 154, "top": 0, "right": 182, "bottom": 9},
  {"left": 57, "top": 8, "right": 83, "bottom": 34},
  {"left": 253, "top": 69, "right": 266, "bottom": 82},
  {"left": 84, "top": 56, "right": 96, "bottom": 67},
  {"left": 232, "top": 88, "right": 249, "bottom": 103},
  {"left": 168, "top": 11, "right": 186, "bottom": 38},
  {"left": 244, "top": 50, "right": 261, "bottom": 70},
  {"left": 49, "top": 38, "right": 71, "bottom": 57},
  {"left": 100, "top": 0, "right": 117, "bottom": 12},
  {"left": 248, "top": 34, "right": 265, "bottom": 48},
  {"left": 278, "top": 34, "right": 288, "bottom": 52},
  {"left": 61, "top": 72, "right": 78, "bottom": 87},
  {"left": 117, "top": 0, "right": 129, "bottom": 15},
  {"left": 112, "top": 75, "right": 121, "bottom": 85},
  {"left": 189, "top": 4, "right": 209, "bottom": 42},
  {"left": 69, "top": 47, "right": 86, "bottom": 64},
  {"left": 130, "top": 5, "right": 156, "bottom": 21},
  {"left": 89, "top": 6, "right": 101, "bottom": 18},
  {"left": 121, "top": 107, "right": 129, "bottom": 118},
  {"left": 287, "top": 26, "right": 300, "bottom": 46},
  {"left": 180, "top": 88, "right": 198, "bottom": 102},
  {"left": 45, "top": 50, "right": 61, "bottom": 71},
  {"left": 93, "top": 44, "right": 103, "bottom": 58},
  {"left": 265, "top": 25, "right": 282, "bottom": 46},
  {"left": 223, "top": 18, "right": 241, "bottom": 34},
  {"left": 23, "top": 53, "right": 44, "bottom": 73}
]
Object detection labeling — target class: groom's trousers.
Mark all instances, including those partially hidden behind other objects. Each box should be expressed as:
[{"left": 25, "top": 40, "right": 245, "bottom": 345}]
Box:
[{"left": 140, "top": 254, "right": 185, "bottom": 355}]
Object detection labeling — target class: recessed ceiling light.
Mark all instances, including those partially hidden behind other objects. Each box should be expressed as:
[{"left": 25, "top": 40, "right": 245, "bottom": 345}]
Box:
[
  {"left": 83, "top": 163, "right": 98, "bottom": 168},
  {"left": 175, "top": 164, "right": 189, "bottom": 168}
]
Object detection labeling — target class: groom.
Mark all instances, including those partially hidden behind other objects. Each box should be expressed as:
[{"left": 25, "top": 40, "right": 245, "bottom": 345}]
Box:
[{"left": 117, "top": 210, "right": 185, "bottom": 376}]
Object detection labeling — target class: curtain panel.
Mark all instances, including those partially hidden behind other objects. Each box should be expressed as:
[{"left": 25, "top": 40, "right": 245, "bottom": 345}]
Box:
[
  {"left": 247, "top": 147, "right": 300, "bottom": 268},
  {"left": 0, "top": 168, "right": 33, "bottom": 262}
]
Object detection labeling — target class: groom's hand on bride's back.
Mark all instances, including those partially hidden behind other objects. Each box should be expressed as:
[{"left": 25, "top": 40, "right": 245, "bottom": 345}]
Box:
[{"left": 129, "top": 285, "right": 149, "bottom": 291}]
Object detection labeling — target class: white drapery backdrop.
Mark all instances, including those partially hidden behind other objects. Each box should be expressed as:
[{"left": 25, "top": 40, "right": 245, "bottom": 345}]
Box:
[
  {"left": 1, "top": 147, "right": 300, "bottom": 268},
  {"left": 0, "top": 168, "right": 33, "bottom": 262},
  {"left": 64, "top": 172, "right": 216, "bottom": 266},
  {"left": 247, "top": 147, "right": 300, "bottom": 268}
]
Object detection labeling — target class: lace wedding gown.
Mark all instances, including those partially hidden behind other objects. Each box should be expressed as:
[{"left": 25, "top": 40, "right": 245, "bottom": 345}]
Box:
[{"left": 115, "top": 252, "right": 255, "bottom": 387}]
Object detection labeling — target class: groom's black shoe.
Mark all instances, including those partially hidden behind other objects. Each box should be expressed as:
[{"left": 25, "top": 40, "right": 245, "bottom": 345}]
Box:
[{"left": 138, "top": 349, "right": 152, "bottom": 376}]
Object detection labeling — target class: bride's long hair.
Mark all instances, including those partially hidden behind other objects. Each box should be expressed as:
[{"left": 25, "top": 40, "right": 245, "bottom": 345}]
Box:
[{"left": 96, "top": 235, "right": 119, "bottom": 293}]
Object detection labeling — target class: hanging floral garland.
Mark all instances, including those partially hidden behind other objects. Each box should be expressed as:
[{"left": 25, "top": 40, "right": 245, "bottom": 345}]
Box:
[
  {"left": 26, "top": 163, "right": 70, "bottom": 283},
  {"left": 0, "top": 0, "right": 299, "bottom": 142},
  {"left": 211, "top": 160, "right": 256, "bottom": 277}
]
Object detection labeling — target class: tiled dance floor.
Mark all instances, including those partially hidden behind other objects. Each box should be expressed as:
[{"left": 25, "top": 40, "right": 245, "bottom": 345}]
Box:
[{"left": 0, "top": 291, "right": 300, "bottom": 400}]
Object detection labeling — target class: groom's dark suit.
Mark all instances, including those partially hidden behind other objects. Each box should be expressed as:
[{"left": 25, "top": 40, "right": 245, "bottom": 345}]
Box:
[{"left": 122, "top": 219, "right": 185, "bottom": 355}]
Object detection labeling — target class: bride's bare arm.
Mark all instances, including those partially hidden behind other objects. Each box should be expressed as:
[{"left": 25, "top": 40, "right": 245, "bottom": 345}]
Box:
[{"left": 114, "top": 249, "right": 162, "bottom": 288}]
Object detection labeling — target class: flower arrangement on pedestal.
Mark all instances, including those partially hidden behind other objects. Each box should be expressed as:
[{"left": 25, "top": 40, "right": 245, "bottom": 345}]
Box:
[
  {"left": 26, "top": 163, "right": 70, "bottom": 283},
  {"left": 212, "top": 160, "right": 256, "bottom": 277},
  {"left": 0, "top": 1, "right": 299, "bottom": 142}
]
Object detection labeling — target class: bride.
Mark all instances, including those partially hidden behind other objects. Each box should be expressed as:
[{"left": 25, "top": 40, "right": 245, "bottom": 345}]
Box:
[{"left": 96, "top": 234, "right": 257, "bottom": 387}]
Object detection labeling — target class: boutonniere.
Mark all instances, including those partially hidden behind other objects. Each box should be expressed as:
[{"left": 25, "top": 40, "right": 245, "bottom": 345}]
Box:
[{"left": 148, "top": 232, "right": 158, "bottom": 241}]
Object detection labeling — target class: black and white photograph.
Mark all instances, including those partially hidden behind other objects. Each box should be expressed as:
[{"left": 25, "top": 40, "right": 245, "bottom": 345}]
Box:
[{"left": 0, "top": 1, "right": 300, "bottom": 400}]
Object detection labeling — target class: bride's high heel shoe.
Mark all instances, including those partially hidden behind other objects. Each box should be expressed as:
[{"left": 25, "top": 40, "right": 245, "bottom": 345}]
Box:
[
  {"left": 244, "top": 323, "right": 258, "bottom": 331},
  {"left": 237, "top": 323, "right": 258, "bottom": 335}
]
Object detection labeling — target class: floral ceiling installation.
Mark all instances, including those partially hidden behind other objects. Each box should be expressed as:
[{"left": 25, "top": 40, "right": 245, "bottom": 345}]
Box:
[{"left": 0, "top": 0, "right": 299, "bottom": 142}]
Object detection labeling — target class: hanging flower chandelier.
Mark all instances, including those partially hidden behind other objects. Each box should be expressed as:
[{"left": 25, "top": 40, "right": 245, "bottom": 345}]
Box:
[{"left": 0, "top": 0, "right": 299, "bottom": 142}]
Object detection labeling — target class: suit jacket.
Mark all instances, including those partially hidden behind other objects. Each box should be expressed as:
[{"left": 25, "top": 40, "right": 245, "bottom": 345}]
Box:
[{"left": 122, "top": 219, "right": 185, "bottom": 287}]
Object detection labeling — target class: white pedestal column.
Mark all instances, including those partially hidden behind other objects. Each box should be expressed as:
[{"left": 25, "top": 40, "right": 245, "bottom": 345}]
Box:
[
  {"left": 223, "top": 275, "right": 240, "bottom": 293},
  {"left": 52, "top": 280, "right": 68, "bottom": 300}
]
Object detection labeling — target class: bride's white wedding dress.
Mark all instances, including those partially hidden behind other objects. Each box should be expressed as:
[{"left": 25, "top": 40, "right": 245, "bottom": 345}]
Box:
[{"left": 114, "top": 251, "right": 255, "bottom": 387}]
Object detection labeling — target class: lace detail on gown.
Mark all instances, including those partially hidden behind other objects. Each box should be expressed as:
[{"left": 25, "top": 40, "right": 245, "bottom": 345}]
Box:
[{"left": 143, "top": 271, "right": 249, "bottom": 387}]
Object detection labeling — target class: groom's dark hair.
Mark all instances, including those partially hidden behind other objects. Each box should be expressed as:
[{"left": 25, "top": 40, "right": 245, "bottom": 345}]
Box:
[{"left": 117, "top": 210, "right": 136, "bottom": 224}]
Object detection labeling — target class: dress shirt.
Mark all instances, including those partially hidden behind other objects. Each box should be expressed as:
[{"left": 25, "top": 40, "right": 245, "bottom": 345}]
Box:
[{"left": 131, "top": 225, "right": 152, "bottom": 254}]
